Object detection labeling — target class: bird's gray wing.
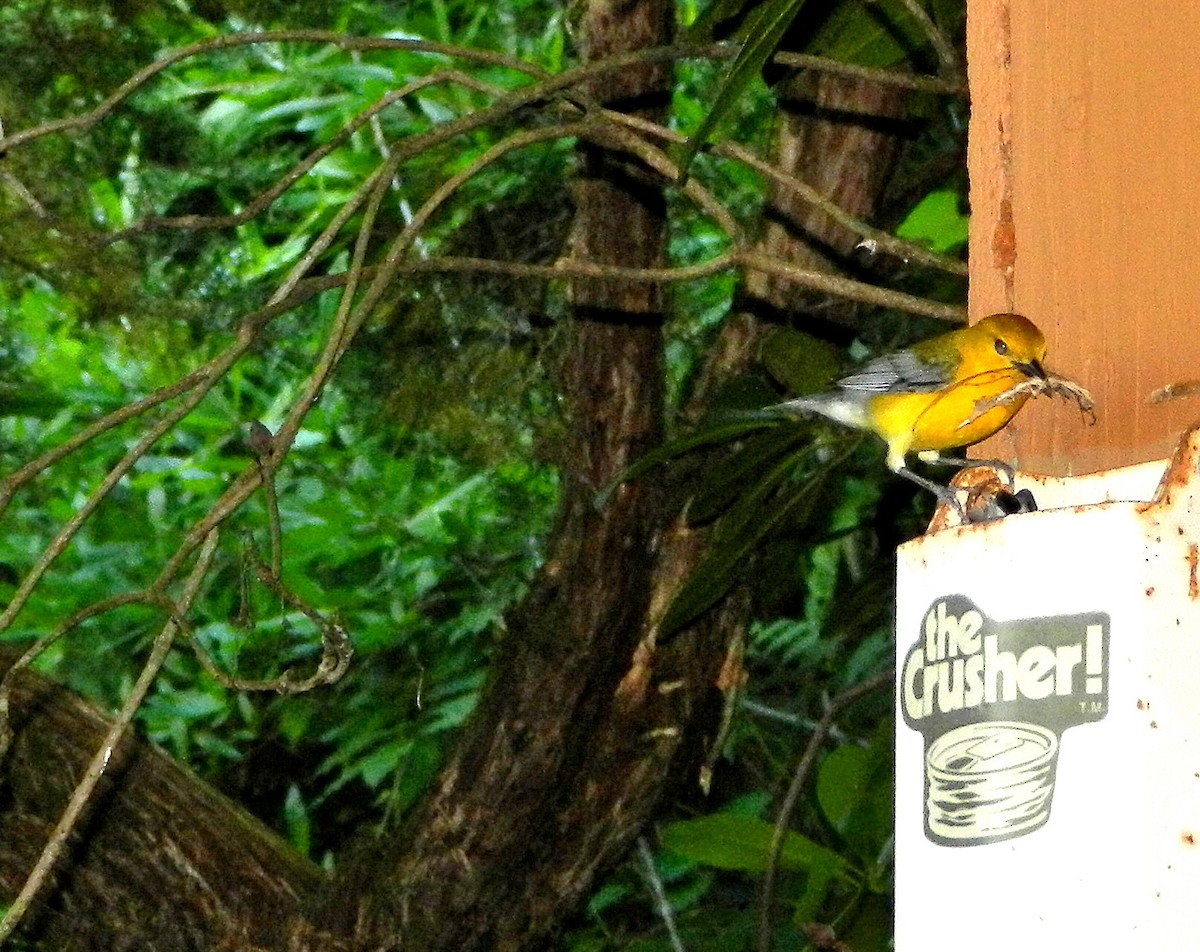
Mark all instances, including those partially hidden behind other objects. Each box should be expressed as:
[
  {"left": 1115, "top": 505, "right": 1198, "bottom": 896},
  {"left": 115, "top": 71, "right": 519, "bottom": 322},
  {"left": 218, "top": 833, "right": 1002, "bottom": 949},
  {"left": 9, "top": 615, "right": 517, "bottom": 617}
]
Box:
[{"left": 835, "top": 348, "right": 953, "bottom": 394}]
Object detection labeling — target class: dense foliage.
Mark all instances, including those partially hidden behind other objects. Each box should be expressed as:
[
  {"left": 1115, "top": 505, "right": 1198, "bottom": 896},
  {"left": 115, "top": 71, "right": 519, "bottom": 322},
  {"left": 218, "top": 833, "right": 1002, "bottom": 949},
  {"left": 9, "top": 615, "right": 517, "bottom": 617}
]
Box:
[{"left": 0, "top": 0, "right": 968, "bottom": 947}]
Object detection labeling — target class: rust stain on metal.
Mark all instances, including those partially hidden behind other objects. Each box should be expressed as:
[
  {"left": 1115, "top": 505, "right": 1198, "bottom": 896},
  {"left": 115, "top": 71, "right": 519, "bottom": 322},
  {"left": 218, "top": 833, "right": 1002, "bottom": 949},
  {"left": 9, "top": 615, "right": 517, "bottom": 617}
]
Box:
[
  {"left": 1189, "top": 543, "right": 1200, "bottom": 599},
  {"left": 1184, "top": 832, "right": 1197, "bottom": 847}
]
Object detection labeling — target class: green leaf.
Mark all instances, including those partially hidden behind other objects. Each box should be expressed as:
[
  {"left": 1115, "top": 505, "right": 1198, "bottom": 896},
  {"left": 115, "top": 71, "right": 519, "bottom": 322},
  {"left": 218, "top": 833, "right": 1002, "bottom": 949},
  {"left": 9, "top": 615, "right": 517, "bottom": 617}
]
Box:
[
  {"left": 283, "top": 784, "right": 312, "bottom": 857},
  {"left": 895, "top": 187, "right": 969, "bottom": 255},
  {"left": 815, "top": 724, "right": 893, "bottom": 866},
  {"left": 687, "top": 0, "right": 759, "bottom": 40},
  {"left": 88, "top": 177, "right": 130, "bottom": 229},
  {"left": 676, "top": 0, "right": 811, "bottom": 180},
  {"left": 596, "top": 416, "right": 775, "bottom": 507},
  {"left": 0, "top": 382, "right": 68, "bottom": 419},
  {"left": 708, "top": 440, "right": 822, "bottom": 547},
  {"left": 357, "top": 738, "right": 415, "bottom": 789},
  {"left": 658, "top": 450, "right": 827, "bottom": 637},
  {"left": 804, "top": 0, "right": 965, "bottom": 69},
  {"left": 662, "top": 813, "right": 855, "bottom": 882},
  {"left": 155, "top": 688, "right": 226, "bottom": 720},
  {"left": 793, "top": 861, "right": 839, "bottom": 924},
  {"left": 687, "top": 426, "right": 809, "bottom": 525},
  {"left": 759, "top": 327, "right": 843, "bottom": 396},
  {"left": 587, "top": 880, "right": 635, "bottom": 917}
]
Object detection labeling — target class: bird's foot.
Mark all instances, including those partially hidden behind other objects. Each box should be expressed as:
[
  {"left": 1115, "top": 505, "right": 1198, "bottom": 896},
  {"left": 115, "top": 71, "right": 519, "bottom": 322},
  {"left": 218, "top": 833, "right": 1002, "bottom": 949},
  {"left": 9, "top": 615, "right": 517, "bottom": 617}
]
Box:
[
  {"left": 927, "top": 454, "right": 1018, "bottom": 488},
  {"left": 899, "top": 466, "right": 1038, "bottom": 528}
]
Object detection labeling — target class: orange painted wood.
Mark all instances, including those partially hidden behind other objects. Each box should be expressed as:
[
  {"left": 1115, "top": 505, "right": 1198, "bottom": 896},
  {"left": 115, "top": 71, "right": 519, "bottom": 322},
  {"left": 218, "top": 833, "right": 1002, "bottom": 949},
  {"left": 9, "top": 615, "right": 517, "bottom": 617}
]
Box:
[{"left": 968, "top": 1, "right": 1200, "bottom": 475}]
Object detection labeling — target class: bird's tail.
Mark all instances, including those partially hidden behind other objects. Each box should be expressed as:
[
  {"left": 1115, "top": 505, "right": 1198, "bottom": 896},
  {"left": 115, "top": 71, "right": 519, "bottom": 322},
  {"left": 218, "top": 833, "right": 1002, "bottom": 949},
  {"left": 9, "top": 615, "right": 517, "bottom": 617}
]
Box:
[{"left": 769, "top": 393, "right": 869, "bottom": 430}]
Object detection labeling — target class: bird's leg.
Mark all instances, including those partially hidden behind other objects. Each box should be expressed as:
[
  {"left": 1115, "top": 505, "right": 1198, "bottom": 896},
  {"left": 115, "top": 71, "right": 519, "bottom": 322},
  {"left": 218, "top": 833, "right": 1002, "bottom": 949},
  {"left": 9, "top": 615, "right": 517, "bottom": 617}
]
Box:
[
  {"left": 896, "top": 466, "right": 967, "bottom": 521},
  {"left": 913, "top": 455, "right": 1040, "bottom": 520},
  {"left": 925, "top": 454, "right": 1017, "bottom": 487}
]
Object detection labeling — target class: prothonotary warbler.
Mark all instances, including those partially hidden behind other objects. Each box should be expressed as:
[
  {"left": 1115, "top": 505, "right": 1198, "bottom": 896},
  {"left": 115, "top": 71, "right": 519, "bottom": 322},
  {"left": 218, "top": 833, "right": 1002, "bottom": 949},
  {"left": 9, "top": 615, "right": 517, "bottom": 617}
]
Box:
[{"left": 774, "top": 313, "right": 1047, "bottom": 512}]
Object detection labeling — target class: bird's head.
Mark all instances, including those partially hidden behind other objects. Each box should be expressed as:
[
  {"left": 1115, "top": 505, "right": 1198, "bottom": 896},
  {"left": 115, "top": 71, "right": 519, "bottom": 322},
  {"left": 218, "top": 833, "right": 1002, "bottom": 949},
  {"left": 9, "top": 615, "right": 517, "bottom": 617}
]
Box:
[{"left": 974, "top": 313, "right": 1047, "bottom": 379}]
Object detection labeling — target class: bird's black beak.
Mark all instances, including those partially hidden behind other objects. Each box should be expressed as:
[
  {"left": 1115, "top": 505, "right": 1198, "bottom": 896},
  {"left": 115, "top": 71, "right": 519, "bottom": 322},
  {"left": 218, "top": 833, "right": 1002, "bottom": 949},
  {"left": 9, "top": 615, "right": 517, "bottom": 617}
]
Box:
[{"left": 1016, "top": 358, "right": 1047, "bottom": 379}]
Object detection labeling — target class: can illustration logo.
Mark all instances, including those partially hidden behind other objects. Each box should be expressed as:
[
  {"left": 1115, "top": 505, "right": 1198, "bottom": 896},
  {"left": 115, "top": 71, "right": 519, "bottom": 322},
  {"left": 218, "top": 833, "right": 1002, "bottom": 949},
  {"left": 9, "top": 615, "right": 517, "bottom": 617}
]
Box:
[{"left": 901, "top": 596, "right": 1109, "bottom": 846}]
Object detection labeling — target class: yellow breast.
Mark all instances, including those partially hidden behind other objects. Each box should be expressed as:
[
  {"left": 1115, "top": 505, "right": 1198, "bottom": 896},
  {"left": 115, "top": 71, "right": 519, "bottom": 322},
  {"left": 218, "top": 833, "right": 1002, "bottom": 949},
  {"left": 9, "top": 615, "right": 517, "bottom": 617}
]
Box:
[{"left": 866, "top": 368, "right": 1032, "bottom": 467}]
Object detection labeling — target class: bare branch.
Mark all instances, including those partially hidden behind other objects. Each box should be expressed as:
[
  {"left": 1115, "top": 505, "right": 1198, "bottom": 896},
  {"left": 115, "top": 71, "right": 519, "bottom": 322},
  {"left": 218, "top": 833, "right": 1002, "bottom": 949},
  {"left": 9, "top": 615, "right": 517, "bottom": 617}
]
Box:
[
  {"left": 0, "top": 35, "right": 960, "bottom": 159},
  {"left": 0, "top": 316, "right": 262, "bottom": 518},
  {"left": 603, "top": 109, "right": 969, "bottom": 278},
  {"left": 0, "top": 329, "right": 257, "bottom": 641},
  {"left": 98, "top": 70, "right": 512, "bottom": 245},
  {"left": 738, "top": 251, "right": 964, "bottom": 321}
]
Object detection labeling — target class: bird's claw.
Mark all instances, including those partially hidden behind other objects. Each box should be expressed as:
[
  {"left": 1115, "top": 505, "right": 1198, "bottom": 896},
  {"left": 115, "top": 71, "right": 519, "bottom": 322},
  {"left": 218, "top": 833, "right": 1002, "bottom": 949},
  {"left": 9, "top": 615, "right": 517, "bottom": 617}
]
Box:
[{"left": 963, "top": 486, "right": 1038, "bottom": 524}]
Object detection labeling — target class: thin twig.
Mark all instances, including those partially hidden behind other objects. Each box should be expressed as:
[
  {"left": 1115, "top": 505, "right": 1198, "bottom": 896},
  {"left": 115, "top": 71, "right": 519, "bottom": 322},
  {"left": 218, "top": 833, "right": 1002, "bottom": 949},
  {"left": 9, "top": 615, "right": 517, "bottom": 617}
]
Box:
[
  {"left": 887, "top": 0, "right": 961, "bottom": 79},
  {"left": 248, "top": 421, "right": 283, "bottom": 580},
  {"left": 147, "top": 163, "right": 402, "bottom": 591},
  {"left": 585, "top": 118, "right": 742, "bottom": 240},
  {"left": 717, "top": 141, "right": 967, "bottom": 278},
  {"left": 256, "top": 249, "right": 963, "bottom": 324},
  {"left": 153, "top": 249, "right": 965, "bottom": 323},
  {"left": 98, "top": 70, "right": 510, "bottom": 245},
  {"left": 0, "top": 31, "right": 547, "bottom": 154},
  {"left": 0, "top": 590, "right": 159, "bottom": 762},
  {"left": 266, "top": 142, "right": 397, "bottom": 310},
  {"left": 0, "top": 35, "right": 960, "bottom": 158},
  {"left": 236, "top": 248, "right": 964, "bottom": 324},
  {"left": 757, "top": 669, "right": 894, "bottom": 952},
  {"left": 3, "top": 36, "right": 963, "bottom": 296},
  {"left": 637, "top": 835, "right": 687, "bottom": 952},
  {"left": 0, "top": 316, "right": 262, "bottom": 518},
  {"left": 186, "top": 550, "right": 352, "bottom": 694},
  {"left": 738, "top": 251, "right": 964, "bottom": 322},
  {"left": 768, "top": 47, "right": 962, "bottom": 94}
]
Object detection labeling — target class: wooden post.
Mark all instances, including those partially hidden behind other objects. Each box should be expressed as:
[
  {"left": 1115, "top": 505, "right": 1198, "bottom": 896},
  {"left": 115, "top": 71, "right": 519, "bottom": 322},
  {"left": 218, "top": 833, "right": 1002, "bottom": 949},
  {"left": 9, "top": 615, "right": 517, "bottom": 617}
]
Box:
[{"left": 968, "top": 2, "right": 1200, "bottom": 475}]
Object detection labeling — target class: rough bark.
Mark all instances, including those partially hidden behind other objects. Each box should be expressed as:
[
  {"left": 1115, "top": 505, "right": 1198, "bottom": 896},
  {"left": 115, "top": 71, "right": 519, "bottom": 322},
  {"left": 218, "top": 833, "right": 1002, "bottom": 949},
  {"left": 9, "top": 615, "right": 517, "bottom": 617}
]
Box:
[
  {"left": 0, "top": 654, "right": 332, "bottom": 951},
  {"left": 746, "top": 72, "right": 911, "bottom": 329}
]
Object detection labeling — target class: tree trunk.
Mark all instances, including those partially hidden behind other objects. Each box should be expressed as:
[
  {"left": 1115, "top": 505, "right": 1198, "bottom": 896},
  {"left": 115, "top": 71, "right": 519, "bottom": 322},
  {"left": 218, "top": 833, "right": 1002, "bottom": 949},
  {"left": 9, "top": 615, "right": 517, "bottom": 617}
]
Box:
[
  {"left": 748, "top": 71, "right": 910, "bottom": 330},
  {"left": 0, "top": 654, "right": 333, "bottom": 951},
  {"left": 333, "top": 2, "right": 696, "bottom": 949}
]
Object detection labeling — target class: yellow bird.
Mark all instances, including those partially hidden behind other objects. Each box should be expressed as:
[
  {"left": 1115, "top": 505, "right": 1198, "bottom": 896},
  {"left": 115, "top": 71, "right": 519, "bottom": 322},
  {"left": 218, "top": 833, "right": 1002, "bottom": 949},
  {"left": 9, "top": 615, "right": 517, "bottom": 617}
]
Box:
[{"left": 774, "top": 313, "right": 1047, "bottom": 511}]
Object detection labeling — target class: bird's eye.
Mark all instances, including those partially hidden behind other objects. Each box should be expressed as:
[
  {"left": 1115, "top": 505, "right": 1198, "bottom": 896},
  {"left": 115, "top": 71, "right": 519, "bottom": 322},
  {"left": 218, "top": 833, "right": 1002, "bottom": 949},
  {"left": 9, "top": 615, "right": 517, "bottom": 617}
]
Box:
[{"left": 994, "top": 338, "right": 1009, "bottom": 356}]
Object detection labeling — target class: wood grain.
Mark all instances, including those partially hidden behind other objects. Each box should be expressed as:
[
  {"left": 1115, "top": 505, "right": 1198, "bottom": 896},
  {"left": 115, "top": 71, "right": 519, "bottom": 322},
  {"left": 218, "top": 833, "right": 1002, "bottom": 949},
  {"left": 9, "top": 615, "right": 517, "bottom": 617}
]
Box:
[{"left": 969, "top": 1, "right": 1200, "bottom": 474}]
